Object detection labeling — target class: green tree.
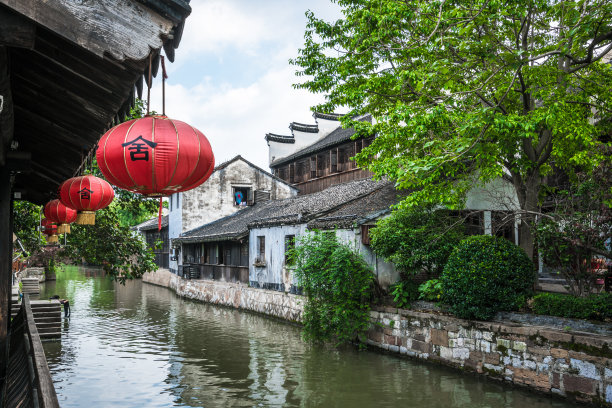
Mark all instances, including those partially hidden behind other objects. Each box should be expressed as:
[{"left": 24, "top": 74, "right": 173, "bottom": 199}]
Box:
[
  {"left": 292, "top": 0, "right": 612, "bottom": 259},
  {"left": 61, "top": 205, "right": 157, "bottom": 283},
  {"left": 290, "top": 232, "right": 375, "bottom": 346},
  {"left": 370, "top": 207, "right": 465, "bottom": 279},
  {"left": 12, "top": 200, "right": 43, "bottom": 254}
]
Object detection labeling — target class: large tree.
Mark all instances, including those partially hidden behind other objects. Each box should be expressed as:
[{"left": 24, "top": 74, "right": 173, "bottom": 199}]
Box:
[{"left": 291, "top": 0, "right": 612, "bottom": 258}]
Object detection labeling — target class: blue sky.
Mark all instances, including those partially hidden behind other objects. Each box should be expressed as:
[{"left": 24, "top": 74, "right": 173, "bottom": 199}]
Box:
[{"left": 150, "top": 0, "right": 342, "bottom": 170}]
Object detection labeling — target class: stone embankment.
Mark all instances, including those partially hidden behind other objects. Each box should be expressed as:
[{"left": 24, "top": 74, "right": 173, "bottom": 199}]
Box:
[{"left": 143, "top": 269, "right": 612, "bottom": 406}]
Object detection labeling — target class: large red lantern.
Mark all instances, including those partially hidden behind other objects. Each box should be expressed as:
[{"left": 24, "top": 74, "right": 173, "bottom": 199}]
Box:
[
  {"left": 58, "top": 175, "right": 114, "bottom": 225},
  {"left": 41, "top": 218, "right": 58, "bottom": 244},
  {"left": 44, "top": 199, "right": 78, "bottom": 234},
  {"left": 96, "top": 115, "right": 215, "bottom": 197}
]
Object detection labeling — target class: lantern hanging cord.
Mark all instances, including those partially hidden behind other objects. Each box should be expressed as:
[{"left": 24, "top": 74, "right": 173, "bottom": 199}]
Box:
[{"left": 161, "top": 55, "right": 168, "bottom": 116}]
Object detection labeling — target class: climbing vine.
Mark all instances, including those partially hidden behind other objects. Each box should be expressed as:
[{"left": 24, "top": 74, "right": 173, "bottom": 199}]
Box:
[{"left": 290, "top": 232, "right": 374, "bottom": 347}]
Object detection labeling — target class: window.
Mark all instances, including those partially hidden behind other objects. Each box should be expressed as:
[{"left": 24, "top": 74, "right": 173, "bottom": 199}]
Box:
[
  {"left": 331, "top": 149, "right": 338, "bottom": 173},
  {"left": 310, "top": 157, "right": 317, "bottom": 179},
  {"left": 284, "top": 235, "right": 295, "bottom": 265},
  {"left": 361, "top": 225, "right": 373, "bottom": 245},
  {"left": 233, "top": 186, "right": 252, "bottom": 206},
  {"left": 289, "top": 164, "right": 295, "bottom": 183},
  {"left": 257, "top": 236, "right": 265, "bottom": 262}
]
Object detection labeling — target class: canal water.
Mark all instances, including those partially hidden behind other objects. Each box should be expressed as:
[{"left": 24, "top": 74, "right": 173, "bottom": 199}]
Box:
[{"left": 39, "top": 266, "right": 573, "bottom": 408}]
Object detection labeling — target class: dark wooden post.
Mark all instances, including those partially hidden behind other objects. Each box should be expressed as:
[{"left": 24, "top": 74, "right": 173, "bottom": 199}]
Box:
[{"left": 0, "top": 165, "right": 11, "bottom": 382}]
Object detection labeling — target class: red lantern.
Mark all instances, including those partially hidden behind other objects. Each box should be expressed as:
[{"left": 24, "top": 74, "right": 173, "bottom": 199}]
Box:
[
  {"left": 44, "top": 199, "right": 77, "bottom": 234},
  {"left": 96, "top": 115, "right": 215, "bottom": 197},
  {"left": 41, "top": 218, "right": 58, "bottom": 244},
  {"left": 58, "top": 175, "right": 114, "bottom": 225}
]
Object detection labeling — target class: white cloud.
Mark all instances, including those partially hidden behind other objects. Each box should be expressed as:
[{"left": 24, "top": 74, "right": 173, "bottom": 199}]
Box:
[{"left": 152, "top": 65, "right": 324, "bottom": 170}]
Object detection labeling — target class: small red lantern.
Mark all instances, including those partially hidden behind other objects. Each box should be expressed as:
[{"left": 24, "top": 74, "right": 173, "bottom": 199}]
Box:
[
  {"left": 44, "top": 199, "right": 78, "bottom": 234},
  {"left": 41, "top": 218, "right": 58, "bottom": 244},
  {"left": 96, "top": 115, "right": 215, "bottom": 197},
  {"left": 58, "top": 175, "right": 114, "bottom": 225}
]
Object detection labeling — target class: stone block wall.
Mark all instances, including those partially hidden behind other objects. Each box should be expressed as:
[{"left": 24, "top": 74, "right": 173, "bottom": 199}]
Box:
[
  {"left": 368, "top": 306, "right": 612, "bottom": 406},
  {"left": 143, "top": 269, "right": 302, "bottom": 322}
]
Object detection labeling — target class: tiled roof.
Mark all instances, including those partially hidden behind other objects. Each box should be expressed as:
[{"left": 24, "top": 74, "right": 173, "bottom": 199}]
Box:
[
  {"left": 265, "top": 133, "right": 295, "bottom": 144},
  {"left": 289, "top": 122, "right": 319, "bottom": 133},
  {"left": 313, "top": 112, "right": 343, "bottom": 121},
  {"left": 133, "top": 215, "right": 168, "bottom": 231},
  {"left": 307, "top": 183, "right": 406, "bottom": 229},
  {"left": 175, "top": 178, "right": 390, "bottom": 243}
]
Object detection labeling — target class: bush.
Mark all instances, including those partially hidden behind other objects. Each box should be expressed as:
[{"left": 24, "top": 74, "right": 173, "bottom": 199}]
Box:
[
  {"left": 418, "top": 279, "right": 443, "bottom": 302},
  {"left": 390, "top": 281, "right": 420, "bottom": 308},
  {"left": 441, "top": 235, "right": 535, "bottom": 320},
  {"left": 370, "top": 207, "right": 465, "bottom": 278},
  {"left": 291, "top": 232, "right": 375, "bottom": 346},
  {"left": 532, "top": 292, "right": 612, "bottom": 321}
]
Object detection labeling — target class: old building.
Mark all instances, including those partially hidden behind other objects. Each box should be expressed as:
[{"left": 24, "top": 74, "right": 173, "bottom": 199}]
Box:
[
  {"left": 134, "top": 215, "right": 169, "bottom": 269},
  {"left": 173, "top": 178, "right": 403, "bottom": 291},
  {"left": 266, "top": 113, "right": 374, "bottom": 195},
  {"left": 168, "top": 155, "right": 297, "bottom": 274}
]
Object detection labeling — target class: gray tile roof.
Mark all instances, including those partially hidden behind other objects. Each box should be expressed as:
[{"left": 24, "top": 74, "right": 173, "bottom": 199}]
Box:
[
  {"left": 174, "top": 178, "right": 391, "bottom": 243},
  {"left": 134, "top": 214, "right": 168, "bottom": 231},
  {"left": 307, "top": 183, "right": 406, "bottom": 229}
]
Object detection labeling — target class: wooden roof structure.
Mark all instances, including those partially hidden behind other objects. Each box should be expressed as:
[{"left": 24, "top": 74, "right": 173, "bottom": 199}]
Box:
[{"left": 0, "top": 0, "right": 191, "bottom": 204}]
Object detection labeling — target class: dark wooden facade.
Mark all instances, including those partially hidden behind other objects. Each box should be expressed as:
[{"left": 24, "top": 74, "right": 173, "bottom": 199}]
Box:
[
  {"left": 272, "top": 137, "right": 374, "bottom": 195},
  {"left": 182, "top": 241, "right": 249, "bottom": 284},
  {"left": 143, "top": 227, "right": 170, "bottom": 269}
]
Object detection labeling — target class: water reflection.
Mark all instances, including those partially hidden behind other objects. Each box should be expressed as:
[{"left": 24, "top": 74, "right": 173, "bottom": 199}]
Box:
[{"left": 41, "top": 266, "right": 572, "bottom": 407}]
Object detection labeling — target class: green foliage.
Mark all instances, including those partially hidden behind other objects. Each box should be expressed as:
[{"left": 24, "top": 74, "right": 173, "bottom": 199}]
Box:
[
  {"left": 291, "top": 232, "right": 375, "bottom": 346},
  {"left": 61, "top": 205, "right": 156, "bottom": 283},
  {"left": 418, "top": 279, "right": 443, "bottom": 302},
  {"left": 441, "top": 235, "right": 535, "bottom": 320},
  {"left": 12, "top": 200, "right": 43, "bottom": 254},
  {"left": 370, "top": 207, "right": 464, "bottom": 278},
  {"left": 536, "top": 150, "right": 612, "bottom": 296},
  {"left": 389, "top": 280, "right": 419, "bottom": 309},
  {"left": 292, "top": 0, "right": 612, "bottom": 259},
  {"left": 532, "top": 292, "right": 612, "bottom": 321}
]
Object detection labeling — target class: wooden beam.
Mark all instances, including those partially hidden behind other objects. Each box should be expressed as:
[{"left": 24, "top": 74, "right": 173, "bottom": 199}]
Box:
[
  {"left": 0, "top": 6, "right": 35, "bottom": 48},
  {"left": 0, "top": 47, "right": 13, "bottom": 167},
  {"left": 0, "top": 0, "right": 174, "bottom": 61}
]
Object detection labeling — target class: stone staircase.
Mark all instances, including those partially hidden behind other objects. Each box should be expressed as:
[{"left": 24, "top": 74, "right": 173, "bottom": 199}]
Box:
[
  {"left": 30, "top": 300, "right": 62, "bottom": 339},
  {"left": 11, "top": 287, "right": 20, "bottom": 319},
  {"left": 20, "top": 277, "right": 40, "bottom": 294}
]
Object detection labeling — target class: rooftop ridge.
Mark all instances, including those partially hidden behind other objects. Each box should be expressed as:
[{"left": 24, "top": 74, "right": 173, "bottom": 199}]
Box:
[
  {"left": 289, "top": 122, "right": 319, "bottom": 133},
  {"left": 265, "top": 133, "right": 295, "bottom": 144},
  {"left": 313, "top": 112, "right": 342, "bottom": 121}
]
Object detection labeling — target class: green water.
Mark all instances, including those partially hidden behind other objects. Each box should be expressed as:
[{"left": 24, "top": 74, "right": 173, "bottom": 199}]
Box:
[{"left": 40, "top": 266, "right": 574, "bottom": 407}]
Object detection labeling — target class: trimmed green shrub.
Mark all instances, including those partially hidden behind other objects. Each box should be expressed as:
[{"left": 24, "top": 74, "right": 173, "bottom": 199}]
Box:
[
  {"left": 441, "top": 235, "right": 535, "bottom": 320},
  {"left": 418, "top": 279, "right": 443, "bottom": 302},
  {"left": 390, "top": 281, "right": 420, "bottom": 308},
  {"left": 532, "top": 292, "right": 612, "bottom": 321}
]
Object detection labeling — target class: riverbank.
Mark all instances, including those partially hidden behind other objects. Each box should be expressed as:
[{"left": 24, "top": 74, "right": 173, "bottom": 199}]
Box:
[{"left": 143, "top": 269, "right": 612, "bottom": 406}]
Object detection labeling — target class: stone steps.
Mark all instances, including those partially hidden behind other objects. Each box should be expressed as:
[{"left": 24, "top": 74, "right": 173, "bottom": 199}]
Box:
[
  {"left": 30, "top": 300, "right": 62, "bottom": 339},
  {"left": 21, "top": 277, "right": 40, "bottom": 294}
]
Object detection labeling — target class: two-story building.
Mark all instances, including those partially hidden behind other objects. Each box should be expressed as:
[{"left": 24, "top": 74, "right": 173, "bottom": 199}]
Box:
[
  {"left": 266, "top": 113, "right": 374, "bottom": 195},
  {"left": 168, "top": 155, "right": 297, "bottom": 274}
]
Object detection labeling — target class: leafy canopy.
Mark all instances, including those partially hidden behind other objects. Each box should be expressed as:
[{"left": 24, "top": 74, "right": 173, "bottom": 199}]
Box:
[{"left": 292, "top": 0, "right": 612, "bottom": 257}]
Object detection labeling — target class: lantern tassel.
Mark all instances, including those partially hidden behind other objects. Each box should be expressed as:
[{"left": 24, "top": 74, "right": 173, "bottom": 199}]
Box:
[{"left": 158, "top": 197, "right": 163, "bottom": 231}]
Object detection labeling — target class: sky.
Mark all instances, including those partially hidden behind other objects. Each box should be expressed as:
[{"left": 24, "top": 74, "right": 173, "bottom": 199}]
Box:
[{"left": 150, "top": 0, "right": 342, "bottom": 171}]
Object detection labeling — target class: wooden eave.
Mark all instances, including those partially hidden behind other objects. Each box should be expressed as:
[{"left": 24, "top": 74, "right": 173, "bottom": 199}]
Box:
[{"left": 0, "top": 0, "right": 190, "bottom": 204}]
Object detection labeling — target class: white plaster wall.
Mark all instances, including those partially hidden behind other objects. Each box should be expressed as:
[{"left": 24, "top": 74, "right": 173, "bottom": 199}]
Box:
[
  {"left": 168, "top": 192, "right": 182, "bottom": 272},
  {"left": 465, "top": 177, "right": 519, "bottom": 211},
  {"left": 291, "top": 129, "right": 324, "bottom": 153},
  {"left": 268, "top": 141, "right": 297, "bottom": 165},
  {"left": 249, "top": 224, "right": 399, "bottom": 291},
  {"left": 314, "top": 117, "right": 341, "bottom": 137},
  {"left": 181, "top": 159, "right": 297, "bottom": 233},
  {"left": 249, "top": 224, "right": 307, "bottom": 291}
]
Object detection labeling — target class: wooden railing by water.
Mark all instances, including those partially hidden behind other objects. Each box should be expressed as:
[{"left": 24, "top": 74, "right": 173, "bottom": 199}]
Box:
[{"left": 2, "top": 294, "right": 60, "bottom": 408}]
